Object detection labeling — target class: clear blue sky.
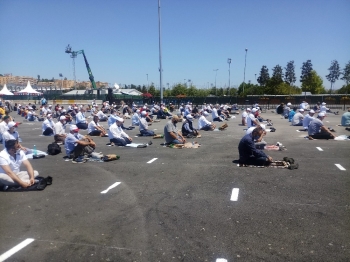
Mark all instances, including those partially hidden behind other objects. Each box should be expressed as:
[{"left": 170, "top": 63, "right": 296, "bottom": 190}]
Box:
[{"left": 0, "top": 0, "right": 349, "bottom": 89}]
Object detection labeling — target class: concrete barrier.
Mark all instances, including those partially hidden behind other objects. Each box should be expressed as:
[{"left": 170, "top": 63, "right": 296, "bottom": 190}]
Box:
[{"left": 11, "top": 100, "right": 103, "bottom": 106}]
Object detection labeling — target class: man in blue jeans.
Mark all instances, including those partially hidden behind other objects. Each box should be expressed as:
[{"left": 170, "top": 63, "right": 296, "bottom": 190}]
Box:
[
  {"left": 164, "top": 115, "right": 186, "bottom": 144},
  {"left": 238, "top": 126, "right": 273, "bottom": 166}
]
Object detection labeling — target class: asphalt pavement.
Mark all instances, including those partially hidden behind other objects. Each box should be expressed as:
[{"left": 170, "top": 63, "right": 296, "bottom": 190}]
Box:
[{"left": 0, "top": 110, "right": 349, "bottom": 262}]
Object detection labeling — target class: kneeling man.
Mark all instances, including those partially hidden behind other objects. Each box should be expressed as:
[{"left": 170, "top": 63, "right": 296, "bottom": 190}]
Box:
[{"left": 238, "top": 127, "right": 273, "bottom": 166}]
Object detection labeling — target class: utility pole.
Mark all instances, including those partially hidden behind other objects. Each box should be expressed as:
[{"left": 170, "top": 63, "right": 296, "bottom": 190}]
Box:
[
  {"left": 214, "top": 69, "right": 218, "bottom": 96},
  {"left": 243, "top": 48, "right": 248, "bottom": 94},
  {"left": 59, "top": 73, "right": 63, "bottom": 90},
  {"left": 158, "top": 0, "right": 163, "bottom": 103},
  {"left": 227, "top": 58, "right": 231, "bottom": 89}
]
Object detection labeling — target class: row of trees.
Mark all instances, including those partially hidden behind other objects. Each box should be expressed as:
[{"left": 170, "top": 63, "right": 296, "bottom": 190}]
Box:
[
  {"left": 126, "top": 60, "right": 350, "bottom": 97},
  {"left": 256, "top": 60, "right": 350, "bottom": 95}
]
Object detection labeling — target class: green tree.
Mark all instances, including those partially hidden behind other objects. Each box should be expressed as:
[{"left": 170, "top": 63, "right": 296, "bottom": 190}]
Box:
[
  {"left": 266, "top": 65, "right": 283, "bottom": 94},
  {"left": 217, "top": 87, "right": 224, "bottom": 96},
  {"left": 229, "top": 87, "right": 238, "bottom": 96},
  {"left": 257, "top": 66, "right": 270, "bottom": 87},
  {"left": 37, "top": 75, "right": 40, "bottom": 81},
  {"left": 141, "top": 85, "right": 147, "bottom": 93},
  {"left": 171, "top": 84, "right": 187, "bottom": 96},
  {"left": 186, "top": 85, "right": 197, "bottom": 96},
  {"left": 284, "top": 60, "right": 296, "bottom": 87},
  {"left": 148, "top": 84, "right": 156, "bottom": 96},
  {"left": 301, "top": 70, "right": 326, "bottom": 94},
  {"left": 341, "top": 61, "right": 350, "bottom": 87},
  {"left": 336, "top": 84, "right": 350, "bottom": 94},
  {"left": 197, "top": 88, "right": 210, "bottom": 97},
  {"left": 326, "top": 60, "right": 341, "bottom": 94},
  {"left": 300, "top": 60, "right": 313, "bottom": 85}
]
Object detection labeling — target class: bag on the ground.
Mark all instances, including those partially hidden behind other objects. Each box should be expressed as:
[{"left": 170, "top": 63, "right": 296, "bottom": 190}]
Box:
[
  {"left": 47, "top": 143, "right": 61, "bottom": 155},
  {"left": 102, "top": 154, "right": 120, "bottom": 162}
]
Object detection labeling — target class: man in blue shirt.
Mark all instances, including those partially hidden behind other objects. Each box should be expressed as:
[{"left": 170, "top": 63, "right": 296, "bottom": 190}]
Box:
[
  {"left": 64, "top": 125, "right": 95, "bottom": 160},
  {"left": 238, "top": 126, "right": 273, "bottom": 166},
  {"left": 75, "top": 108, "right": 88, "bottom": 130}
]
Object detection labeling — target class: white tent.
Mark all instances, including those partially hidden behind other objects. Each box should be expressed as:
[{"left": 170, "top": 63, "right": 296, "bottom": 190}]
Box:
[
  {"left": 0, "top": 84, "right": 14, "bottom": 96},
  {"left": 114, "top": 83, "right": 120, "bottom": 89},
  {"left": 14, "top": 81, "right": 42, "bottom": 95}
]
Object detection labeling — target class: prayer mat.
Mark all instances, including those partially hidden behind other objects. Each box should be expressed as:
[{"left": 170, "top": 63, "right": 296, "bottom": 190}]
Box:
[{"left": 236, "top": 161, "right": 290, "bottom": 168}]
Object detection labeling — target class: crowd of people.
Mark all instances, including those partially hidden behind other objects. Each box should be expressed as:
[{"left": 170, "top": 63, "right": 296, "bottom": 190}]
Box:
[{"left": 0, "top": 97, "right": 349, "bottom": 189}]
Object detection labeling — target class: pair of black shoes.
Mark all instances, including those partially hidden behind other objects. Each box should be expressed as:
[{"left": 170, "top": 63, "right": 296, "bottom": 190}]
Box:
[{"left": 283, "top": 157, "right": 299, "bottom": 170}]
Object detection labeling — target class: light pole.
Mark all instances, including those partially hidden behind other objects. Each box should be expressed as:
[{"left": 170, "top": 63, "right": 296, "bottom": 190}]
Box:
[
  {"left": 158, "top": 0, "right": 163, "bottom": 103},
  {"left": 59, "top": 73, "right": 63, "bottom": 90},
  {"left": 214, "top": 69, "right": 218, "bottom": 96},
  {"left": 255, "top": 73, "right": 257, "bottom": 82},
  {"left": 243, "top": 48, "right": 248, "bottom": 94},
  {"left": 146, "top": 74, "right": 149, "bottom": 91},
  {"left": 227, "top": 58, "right": 231, "bottom": 89}
]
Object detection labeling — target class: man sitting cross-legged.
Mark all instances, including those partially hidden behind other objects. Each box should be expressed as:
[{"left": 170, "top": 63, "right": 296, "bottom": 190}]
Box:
[
  {"left": 64, "top": 125, "right": 96, "bottom": 162},
  {"left": 53, "top": 116, "right": 67, "bottom": 144},
  {"left": 0, "top": 140, "right": 39, "bottom": 188},
  {"left": 88, "top": 116, "right": 108, "bottom": 137},
  {"left": 108, "top": 116, "right": 133, "bottom": 146},
  {"left": 42, "top": 114, "right": 54, "bottom": 136}
]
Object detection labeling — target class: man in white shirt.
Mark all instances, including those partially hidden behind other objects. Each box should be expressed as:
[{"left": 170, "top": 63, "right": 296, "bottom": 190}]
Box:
[
  {"left": 131, "top": 110, "right": 140, "bottom": 126},
  {"left": 247, "top": 108, "right": 259, "bottom": 128},
  {"left": 320, "top": 102, "right": 329, "bottom": 113},
  {"left": 241, "top": 108, "right": 251, "bottom": 126},
  {"left": 139, "top": 111, "right": 154, "bottom": 136},
  {"left": 2, "top": 122, "right": 19, "bottom": 143},
  {"left": 198, "top": 111, "right": 215, "bottom": 131},
  {"left": 212, "top": 105, "right": 223, "bottom": 122},
  {"left": 96, "top": 108, "right": 108, "bottom": 121},
  {"left": 292, "top": 109, "right": 304, "bottom": 126},
  {"left": 302, "top": 110, "right": 315, "bottom": 130},
  {"left": 0, "top": 139, "right": 39, "bottom": 188},
  {"left": 108, "top": 117, "right": 133, "bottom": 146},
  {"left": 88, "top": 116, "right": 107, "bottom": 137},
  {"left": 41, "top": 105, "right": 48, "bottom": 116},
  {"left": 0, "top": 116, "right": 11, "bottom": 143},
  {"left": 54, "top": 116, "right": 67, "bottom": 144},
  {"left": 42, "top": 114, "right": 54, "bottom": 136}
]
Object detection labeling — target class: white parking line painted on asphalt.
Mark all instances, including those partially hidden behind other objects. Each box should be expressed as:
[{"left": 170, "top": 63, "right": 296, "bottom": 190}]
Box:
[
  {"left": 100, "top": 182, "right": 121, "bottom": 194},
  {"left": 316, "top": 147, "right": 323, "bottom": 151},
  {"left": 230, "top": 188, "right": 239, "bottom": 201},
  {"left": 335, "top": 164, "right": 346, "bottom": 171},
  {"left": 0, "top": 238, "right": 35, "bottom": 262},
  {"left": 296, "top": 130, "right": 300, "bottom": 132},
  {"left": 216, "top": 259, "right": 228, "bottom": 262},
  {"left": 147, "top": 158, "right": 158, "bottom": 164}
]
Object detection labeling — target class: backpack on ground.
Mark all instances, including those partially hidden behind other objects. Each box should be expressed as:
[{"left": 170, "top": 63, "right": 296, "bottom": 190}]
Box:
[{"left": 47, "top": 142, "right": 61, "bottom": 155}]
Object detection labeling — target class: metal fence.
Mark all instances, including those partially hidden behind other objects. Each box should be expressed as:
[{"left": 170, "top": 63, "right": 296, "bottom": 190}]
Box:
[{"left": 2, "top": 94, "right": 350, "bottom": 110}]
